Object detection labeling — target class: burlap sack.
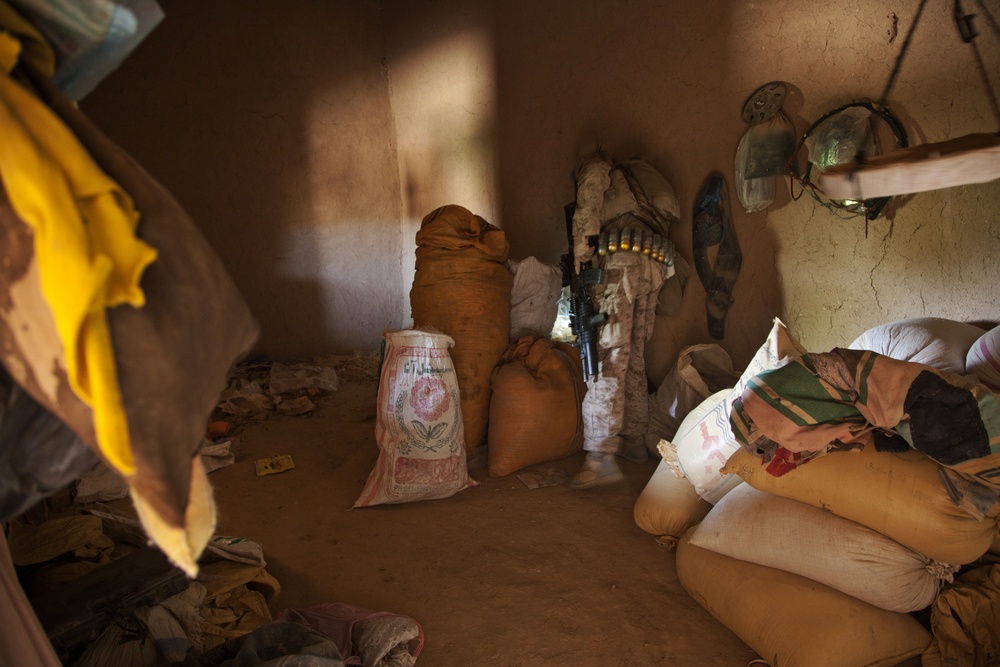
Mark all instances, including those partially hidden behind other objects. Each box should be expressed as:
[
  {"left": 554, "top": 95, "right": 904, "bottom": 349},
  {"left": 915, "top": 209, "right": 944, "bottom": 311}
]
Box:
[
  {"left": 633, "top": 459, "right": 711, "bottom": 538},
  {"left": 676, "top": 528, "right": 932, "bottom": 667},
  {"left": 487, "top": 336, "right": 585, "bottom": 477},
  {"left": 690, "top": 484, "right": 958, "bottom": 612},
  {"left": 410, "top": 205, "right": 512, "bottom": 455},
  {"left": 723, "top": 446, "right": 999, "bottom": 565},
  {"left": 354, "top": 329, "right": 475, "bottom": 507}
]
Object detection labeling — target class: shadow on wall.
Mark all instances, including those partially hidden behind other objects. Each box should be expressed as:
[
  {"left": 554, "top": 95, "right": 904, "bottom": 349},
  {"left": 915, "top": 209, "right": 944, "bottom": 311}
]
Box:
[
  {"left": 489, "top": 1, "right": 786, "bottom": 382},
  {"left": 82, "top": 3, "right": 405, "bottom": 360},
  {"left": 383, "top": 0, "right": 502, "bottom": 330},
  {"left": 388, "top": 13, "right": 499, "bottom": 223},
  {"left": 383, "top": 1, "right": 504, "bottom": 326}
]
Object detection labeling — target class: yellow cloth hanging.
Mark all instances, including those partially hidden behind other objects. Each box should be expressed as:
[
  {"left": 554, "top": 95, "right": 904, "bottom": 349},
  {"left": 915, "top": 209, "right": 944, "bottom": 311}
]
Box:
[
  {"left": 0, "top": 0, "right": 54, "bottom": 77},
  {"left": 0, "top": 10, "right": 157, "bottom": 477}
]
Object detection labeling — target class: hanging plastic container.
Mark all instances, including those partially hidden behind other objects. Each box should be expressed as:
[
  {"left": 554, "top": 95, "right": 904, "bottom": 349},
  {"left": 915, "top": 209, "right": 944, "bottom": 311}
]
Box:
[{"left": 735, "top": 130, "right": 775, "bottom": 213}]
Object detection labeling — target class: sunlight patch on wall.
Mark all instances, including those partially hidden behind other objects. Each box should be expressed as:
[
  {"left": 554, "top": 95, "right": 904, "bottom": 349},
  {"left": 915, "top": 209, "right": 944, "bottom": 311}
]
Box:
[
  {"left": 389, "top": 28, "right": 499, "bottom": 223},
  {"left": 388, "top": 23, "right": 499, "bottom": 330},
  {"left": 270, "top": 67, "right": 407, "bottom": 352},
  {"left": 274, "top": 223, "right": 403, "bottom": 351}
]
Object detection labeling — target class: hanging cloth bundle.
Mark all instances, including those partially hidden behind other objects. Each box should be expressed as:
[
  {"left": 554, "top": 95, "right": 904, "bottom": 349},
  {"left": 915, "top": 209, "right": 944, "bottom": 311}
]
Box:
[{"left": 692, "top": 174, "right": 742, "bottom": 340}]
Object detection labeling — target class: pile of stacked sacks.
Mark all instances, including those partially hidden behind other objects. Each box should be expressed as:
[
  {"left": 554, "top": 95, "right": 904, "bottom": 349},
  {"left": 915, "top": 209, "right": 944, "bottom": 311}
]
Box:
[{"left": 636, "top": 318, "right": 1000, "bottom": 667}]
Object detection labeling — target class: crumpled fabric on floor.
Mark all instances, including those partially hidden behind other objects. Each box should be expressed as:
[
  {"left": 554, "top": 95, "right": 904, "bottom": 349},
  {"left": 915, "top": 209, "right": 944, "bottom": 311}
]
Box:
[
  {"left": 922, "top": 563, "right": 1000, "bottom": 667},
  {"left": 182, "top": 621, "right": 346, "bottom": 667},
  {"left": 277, "top": 603, "right": 423, "bottom": 667}
]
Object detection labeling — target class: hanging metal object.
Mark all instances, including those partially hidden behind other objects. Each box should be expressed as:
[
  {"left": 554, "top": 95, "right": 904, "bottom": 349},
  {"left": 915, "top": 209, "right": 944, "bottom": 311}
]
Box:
[
  {"left": 793, "top": 99, "right": 909, "bottom": 224},
  {"left": 735, "top": 81, "right": 795, "bottom": 212},
  {"left": 740, "top": 81, "right": 796, "bottom": 180},
  {"left": 818, "top": 0, "right": 1000, "bottom": 201},
  {"left": 743, "top": 81, "right": 787, "bottom": 124},
  {"left": 736, "top": 130, "right": 776, "bottom": 212}
]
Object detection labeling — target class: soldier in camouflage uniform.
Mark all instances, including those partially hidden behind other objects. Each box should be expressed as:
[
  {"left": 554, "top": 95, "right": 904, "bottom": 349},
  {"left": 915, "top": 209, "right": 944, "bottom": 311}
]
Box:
[{"left": 567, "top": 153, "right": 678, "bottom": 489}]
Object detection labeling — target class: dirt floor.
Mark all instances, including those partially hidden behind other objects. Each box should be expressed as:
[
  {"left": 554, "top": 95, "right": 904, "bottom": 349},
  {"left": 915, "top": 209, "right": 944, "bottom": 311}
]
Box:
[{"left": 208, "top": 374, "right": 761, "bottom": 666}]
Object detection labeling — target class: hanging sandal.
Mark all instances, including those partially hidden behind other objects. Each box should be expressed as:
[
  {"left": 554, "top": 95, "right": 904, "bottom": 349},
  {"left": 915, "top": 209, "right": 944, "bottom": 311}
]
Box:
[{"left": 692, "top": 173, "right": 742, "bottom": 339}]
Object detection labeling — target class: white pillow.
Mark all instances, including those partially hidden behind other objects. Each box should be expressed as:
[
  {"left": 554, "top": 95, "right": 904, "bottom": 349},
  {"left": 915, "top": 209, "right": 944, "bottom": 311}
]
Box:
[
  {"left": 728, "top": 317, "right": 807, "bottom": 408},
  {"left": 671, "top": 389, "right": 744, "bottom": 505},
  {"left": 849, "top": 317, "right": 985, "bottom": 375},
  {"left": 670, "top": 318, "right": 805, "bottom": 504},
  {"left": 967, "top": 325, "right": 1000, "bottom": 391}
]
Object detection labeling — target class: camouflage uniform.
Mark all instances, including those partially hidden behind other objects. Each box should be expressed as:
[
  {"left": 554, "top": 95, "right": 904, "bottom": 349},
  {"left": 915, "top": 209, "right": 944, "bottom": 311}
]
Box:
[
  {"left": 582, "top": 225, "right": 667, "bottom": 458},
  {"left": 568, "top": 153, "right": 678, "bottom": 485}
]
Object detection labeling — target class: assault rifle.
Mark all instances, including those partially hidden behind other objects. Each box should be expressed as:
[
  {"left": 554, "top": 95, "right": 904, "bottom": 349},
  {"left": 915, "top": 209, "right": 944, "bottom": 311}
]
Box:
[{"left": 561, "top": 203, "right": 607, "bottom": 381}]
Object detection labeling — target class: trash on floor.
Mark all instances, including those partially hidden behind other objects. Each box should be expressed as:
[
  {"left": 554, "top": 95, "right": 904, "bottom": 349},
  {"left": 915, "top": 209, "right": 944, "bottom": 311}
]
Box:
[
  {"left": 199, "top": 440, "right": 235, "bottom": 473},
  {"left": 217, "top": 381, "right": 275, "bottom": 417},
  {"left": 277, "top": 601, "right": 424, "bottom": 667},
  {"left": 9, "top": 504, "right": 285, "bottom": 665},
  {"left": 215, "top": 360, "right": 342, "bottom": 422},
  {"left": 269, "top": 362, "right": 340, "bottom": 394},
  {"left": 276, "top": 395, "right": 316, "bottom": 416},
  {"left": 255, "top": 455, "right": 295, "bottom": 477},
  {"left": 516, "top": 467, "right": 569, "bottom": 490},
  {"left": 206, "top": 420, "right": 231, "bottom": 440},
  {"left": 74, "top": 438, "right": 235, "bottom": 504}
]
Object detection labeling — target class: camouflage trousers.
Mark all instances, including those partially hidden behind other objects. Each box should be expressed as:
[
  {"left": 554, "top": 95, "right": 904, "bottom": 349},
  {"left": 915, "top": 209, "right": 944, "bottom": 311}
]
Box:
[{"left": 582, "top": 250, "right": 666, "bottom": 455}]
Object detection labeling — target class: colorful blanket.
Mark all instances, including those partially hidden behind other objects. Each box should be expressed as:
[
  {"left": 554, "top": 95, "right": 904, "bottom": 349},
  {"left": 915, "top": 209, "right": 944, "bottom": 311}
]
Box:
[{"left": 730, "top": 348, "right": 1000, "bottom": 492}]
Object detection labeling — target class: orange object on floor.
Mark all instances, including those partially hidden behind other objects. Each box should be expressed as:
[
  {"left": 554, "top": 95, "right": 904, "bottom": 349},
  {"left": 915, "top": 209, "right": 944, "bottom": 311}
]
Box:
[{"left": 207, "top": 421, "right": 231, "bottom": 440}]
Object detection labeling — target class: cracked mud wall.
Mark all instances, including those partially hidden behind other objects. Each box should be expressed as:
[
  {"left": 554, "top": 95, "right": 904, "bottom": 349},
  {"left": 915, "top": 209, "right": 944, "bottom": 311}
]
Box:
[
  {"left": 491, "top": 0, "right": 1000, "bottom": 383},
  {"left": 81, "top": 0, "right": 998, "bottom": 372},
  {"left": 740, "top": 1, "right": 1000, "bottom": 356}
]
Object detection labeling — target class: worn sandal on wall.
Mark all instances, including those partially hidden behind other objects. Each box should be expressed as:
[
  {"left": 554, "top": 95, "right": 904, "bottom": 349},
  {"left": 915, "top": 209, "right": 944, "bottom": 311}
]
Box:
[{"left": 692, "top": 174, "right": 742, "bottom": 340}]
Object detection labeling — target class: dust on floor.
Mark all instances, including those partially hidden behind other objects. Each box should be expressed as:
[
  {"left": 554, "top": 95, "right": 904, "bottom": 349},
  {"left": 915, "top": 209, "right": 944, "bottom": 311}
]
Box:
[{"left": 209, "top": 377, "right": 760, "bottom": 666}]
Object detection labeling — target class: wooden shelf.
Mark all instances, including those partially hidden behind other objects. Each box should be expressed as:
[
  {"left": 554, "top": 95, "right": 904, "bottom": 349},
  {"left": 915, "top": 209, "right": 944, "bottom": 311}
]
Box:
[{"left": 818, "top": 132, "right": 1000, "bottom": 200}]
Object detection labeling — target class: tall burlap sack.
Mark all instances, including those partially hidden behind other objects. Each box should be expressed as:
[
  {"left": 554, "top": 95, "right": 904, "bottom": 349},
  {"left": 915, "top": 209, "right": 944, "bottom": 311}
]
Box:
[
  {"left": 633, "top": 458, "right": 711, "bottom": 537},
  {"left": 676, "top": 529, "right": 932, "bottom": 667},
  {"left": 690, "top": 485, "right": 959, "bottom": 613},
  {"left": 487, "top": 336, "right": 586, "bottom": 477},
  {"left": 410, "top": 205, "right": 512, "bottom": 456},
  {"left": 723, "top": 446, "right": 999, "bottom": 565}
]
